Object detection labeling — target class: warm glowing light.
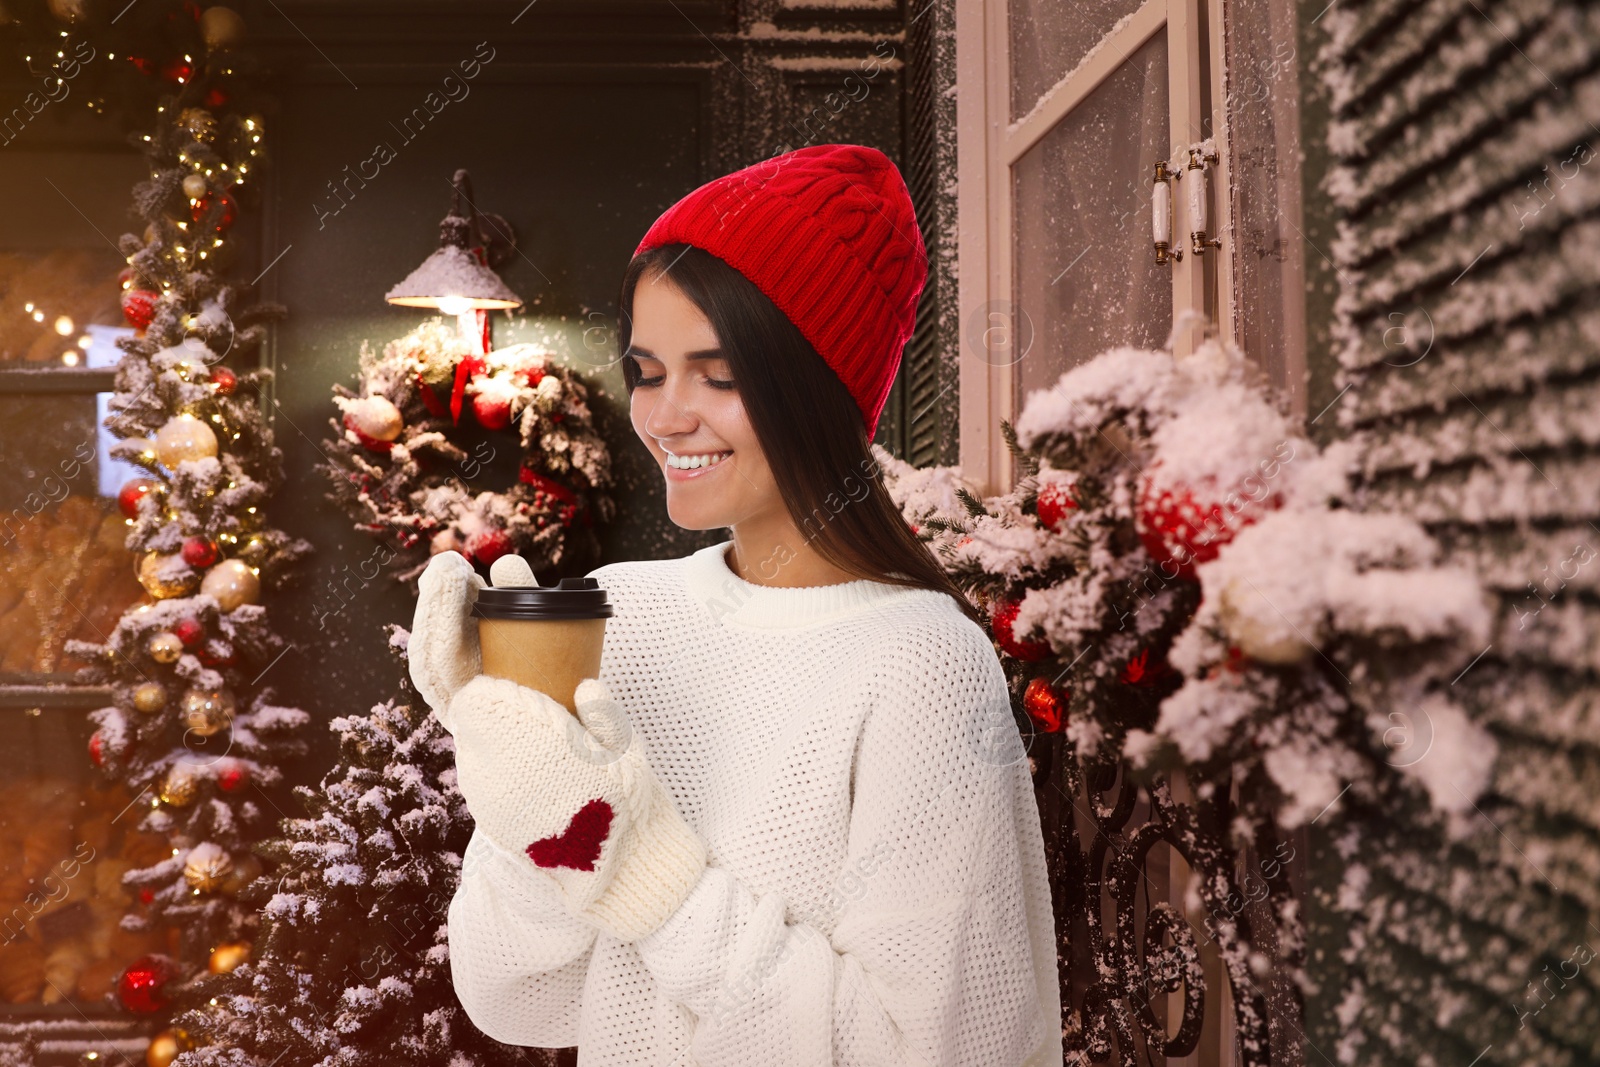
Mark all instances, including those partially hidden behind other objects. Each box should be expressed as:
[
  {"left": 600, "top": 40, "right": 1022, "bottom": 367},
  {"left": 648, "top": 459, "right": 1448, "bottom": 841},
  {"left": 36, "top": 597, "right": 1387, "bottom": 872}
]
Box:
[
  {"left": 53, "top": 315, "right": 72, "bottom": 335},
  {"left": 61, "top": 351, "right": 79, "bottom": 366}
]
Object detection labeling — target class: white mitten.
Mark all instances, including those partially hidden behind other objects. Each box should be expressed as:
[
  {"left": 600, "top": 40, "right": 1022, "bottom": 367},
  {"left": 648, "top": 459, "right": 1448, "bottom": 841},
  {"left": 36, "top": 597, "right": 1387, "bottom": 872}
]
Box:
[
  {"left": 446, "top": 673, "right": 709, "bottom": 943},
  {"left": 408, "top": 550, "right": 487, "bottom": 730},
  {"left": 409, "top": 549, "right": 706, "bottom": 940}
]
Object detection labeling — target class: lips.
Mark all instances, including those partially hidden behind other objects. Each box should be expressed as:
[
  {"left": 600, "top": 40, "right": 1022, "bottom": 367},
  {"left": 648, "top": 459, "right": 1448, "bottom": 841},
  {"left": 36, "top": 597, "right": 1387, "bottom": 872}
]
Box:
[
  {"left": 664, "top": 450, "right": 733, "bottom": 478},
  {"left": 670, "top": 450, "right": 728, "bottom": 465}
]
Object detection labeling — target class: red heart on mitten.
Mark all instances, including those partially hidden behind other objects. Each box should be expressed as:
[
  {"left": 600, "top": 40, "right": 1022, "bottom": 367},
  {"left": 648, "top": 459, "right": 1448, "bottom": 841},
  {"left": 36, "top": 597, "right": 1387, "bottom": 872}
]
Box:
[{"left": 525, "top": 798, "right": 614, "bottom": 871}]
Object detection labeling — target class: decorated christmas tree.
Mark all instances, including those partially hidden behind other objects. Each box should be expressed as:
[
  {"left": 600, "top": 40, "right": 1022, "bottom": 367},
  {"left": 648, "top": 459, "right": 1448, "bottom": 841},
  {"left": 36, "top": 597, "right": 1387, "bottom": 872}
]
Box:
[
  {"left": 168, "top": 625, "right": 562, "bottom": 1067},
  {"left": 32, "top": 2, "right": 317, "bottom": 1057}
]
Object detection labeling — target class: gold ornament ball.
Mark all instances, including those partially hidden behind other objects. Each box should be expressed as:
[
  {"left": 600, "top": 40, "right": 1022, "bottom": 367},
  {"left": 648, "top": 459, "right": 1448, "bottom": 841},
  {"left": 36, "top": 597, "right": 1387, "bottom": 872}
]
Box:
[
  {"left": 146, "top": 1029, "right": 186, "bottom": 1067},
  {"left": 177, "top": 107, "right": 217, "bottom": 143},
  {"left": 208, "top": 940, "right": 251, "bottom": 974},
  {"left": 137, "top": 551, "right": 200, "bottom": 599},
  {"left": 183, "top": 841, "right": 233, "bottom": 893},
  {"left": 182, "top": 173, "right": 208, "bottom": 199},
  {"left": 148, "top": 631, "right": 183, "bottom": 663},
  {"left": 200, "top": 558, "right": 260, "bottom": 612},
  {"left": 429, "top": 527, "right": 462, "bottom": 556},
  {"left": 180, "top": 686, "right": 236, "bottom": 737},
  {"left": 155, "top": 413, "right": 219, "bottom": 467},
  {"left": 1218, "top": 578, "right": 1312, "bottom": 666},
  {"left": 133, "top": 681, "right": 168, "bottom": 714},
  {"left": 199, "top": 5, "right": 246, "bottom": 49},
  {"left": 160, "top": 762, "right": 202, "bottom": 806},
  {"left": 350, "top": 395, "right": 403, "bottom": 442}
]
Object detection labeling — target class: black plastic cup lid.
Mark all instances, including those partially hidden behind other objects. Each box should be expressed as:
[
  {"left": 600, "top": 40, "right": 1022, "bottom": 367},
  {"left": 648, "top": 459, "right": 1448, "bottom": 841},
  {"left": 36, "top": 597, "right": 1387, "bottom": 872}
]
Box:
[{"left": 471, "top": 577, "right": 614, "bottom": 621}]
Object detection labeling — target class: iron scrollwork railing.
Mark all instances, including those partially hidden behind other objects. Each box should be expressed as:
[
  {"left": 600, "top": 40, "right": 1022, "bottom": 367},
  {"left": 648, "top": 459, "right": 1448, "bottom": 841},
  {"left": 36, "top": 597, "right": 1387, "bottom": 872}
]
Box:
[{"left": 1035, "top": 732, "right": 1305, "bottom": 1065}]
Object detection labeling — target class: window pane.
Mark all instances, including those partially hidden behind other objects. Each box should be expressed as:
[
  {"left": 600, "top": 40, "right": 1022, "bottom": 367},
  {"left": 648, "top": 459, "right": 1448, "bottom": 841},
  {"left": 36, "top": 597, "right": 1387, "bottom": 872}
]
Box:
[
  {"left": 0, "top": 249, "right": 125, "bottom": 368},
  {"left": 0, "top": 765, "right": 176, "bottom": 1004},
  {"left": 0, "top": 391, "right": 145, "bottom": 680},
  {"left": 0, "top": 149, "right": 146, "bottom": 368},
  {"left": 1012, "top": 27, "right": 1172, "bottom": 405},
  {"left": 1010, "top": 0, "right": 1149, "bottom": 121},
  {"left": 1224, "top": 0, "right": 1307, "bottom": 411}
]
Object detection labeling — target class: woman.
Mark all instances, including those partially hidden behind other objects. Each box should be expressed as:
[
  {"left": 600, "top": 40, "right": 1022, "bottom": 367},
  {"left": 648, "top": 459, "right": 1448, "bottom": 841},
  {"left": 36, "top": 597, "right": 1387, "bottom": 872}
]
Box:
[{"left": 410, "top": 144, "right": 1062, "bottom": 1065}]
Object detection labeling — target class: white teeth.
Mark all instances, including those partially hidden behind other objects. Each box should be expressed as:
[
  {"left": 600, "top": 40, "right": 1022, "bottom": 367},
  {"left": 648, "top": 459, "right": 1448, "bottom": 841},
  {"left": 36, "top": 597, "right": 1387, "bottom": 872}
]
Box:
[{"left": 667, "top": 451, "right": 731, "bottom": 470}]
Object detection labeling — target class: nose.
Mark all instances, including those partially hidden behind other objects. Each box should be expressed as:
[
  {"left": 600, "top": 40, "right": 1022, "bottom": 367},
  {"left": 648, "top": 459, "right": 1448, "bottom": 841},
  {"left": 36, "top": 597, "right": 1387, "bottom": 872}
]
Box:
[{"left": 642, "top": 378, "right": 698, "bottom": 442}]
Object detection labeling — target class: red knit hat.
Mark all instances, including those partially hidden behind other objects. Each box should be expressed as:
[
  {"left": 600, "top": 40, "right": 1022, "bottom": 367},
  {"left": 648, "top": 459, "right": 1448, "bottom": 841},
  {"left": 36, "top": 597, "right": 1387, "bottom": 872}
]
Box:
[{"left": 632, "top": 143, "right": 927, "bottom": 440}]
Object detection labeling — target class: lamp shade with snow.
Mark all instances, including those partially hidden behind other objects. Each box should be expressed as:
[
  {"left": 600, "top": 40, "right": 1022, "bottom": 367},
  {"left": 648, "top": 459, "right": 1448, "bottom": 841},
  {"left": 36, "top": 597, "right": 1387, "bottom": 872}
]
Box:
[
  {"left": 384, "top": 214, "right": 522, "bottom": 313},
  {"left": 385, "top": 169, "right": 522, "bottom": 314}
]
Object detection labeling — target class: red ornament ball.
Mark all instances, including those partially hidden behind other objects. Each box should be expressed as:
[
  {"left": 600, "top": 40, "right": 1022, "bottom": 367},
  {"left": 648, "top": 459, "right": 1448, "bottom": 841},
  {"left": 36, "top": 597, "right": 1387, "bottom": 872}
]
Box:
[
  {"left": 190, "top": 190, "right": 238, "bottom": 231},
  {"left": 197, "top": 642, "right": 236, "bottom": 668},
  {"left": 217, "top": 761, "right": 248, "bottom": 792},
  {"left": 181, "top": 536, "right": 219, "bottom": 568},
  {"left": 1022, "top": 677, "right": 1068, "bottom": 733},
  {"left": 121, "top": 288, "right": 159, "bottom": 330},
  {"left": 512, "top": 365, "right": 546, "bottom": 388},
  {"left": 117, "top": 478, "right": 157, "bottom": 520},
  {"left": 472, "top": 391, "right": 512, "bottom": 431},
  {"left": 117, "top": 954, "right": 175, "bottom": 1013},
  {"left": 465, "top": 528, "right": 513, "bottom": 567},
  {"left": 210, "top": 366, "right": 237, "bottom": 395},
  {"left": 204, "top": 86, "right": 229, "bottom": 108},
  {"left": 1035, "top": 477, "right": 1078, "bottom": 533},
  {"left": 990, "top": 596, "right": 1051, "bottom": 661},
  {"left": 138, "top": 887, "right": 155, "bottom": 905},
  {"left": 1136, "top": 465, "right": 1282, "bottom": 580},
  {"left": 173, "top": 618, "right": 205, "bottom": 647},
  {"left": 159, "top": 58, "right": 193, "bottom": 84},
  {"left": 88, "top": 730, "right": 107, "bottom": 768}
]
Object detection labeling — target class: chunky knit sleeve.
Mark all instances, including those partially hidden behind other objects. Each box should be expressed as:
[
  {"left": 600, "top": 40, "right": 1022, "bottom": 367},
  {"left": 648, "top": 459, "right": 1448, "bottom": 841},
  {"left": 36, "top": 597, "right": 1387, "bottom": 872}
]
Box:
[
  {"left": 633, "top": 619, "right": 1057, "bottom": 1066},
  {"left": 447, "top": 825, "right": 598, "bottom": 1047}
]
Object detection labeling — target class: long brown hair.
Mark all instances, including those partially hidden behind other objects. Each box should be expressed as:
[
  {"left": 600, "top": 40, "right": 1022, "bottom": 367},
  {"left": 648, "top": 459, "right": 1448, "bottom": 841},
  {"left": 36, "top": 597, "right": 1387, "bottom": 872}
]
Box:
[{"left": 616, "top": 242, "right": 988, "bottom": 633}]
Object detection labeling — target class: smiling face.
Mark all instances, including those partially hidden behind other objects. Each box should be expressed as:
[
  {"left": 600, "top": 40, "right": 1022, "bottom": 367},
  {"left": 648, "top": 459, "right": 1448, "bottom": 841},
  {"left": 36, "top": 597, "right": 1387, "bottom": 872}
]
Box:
[{"left": 625, "top": 267, "right": 783, "bottom": 533}]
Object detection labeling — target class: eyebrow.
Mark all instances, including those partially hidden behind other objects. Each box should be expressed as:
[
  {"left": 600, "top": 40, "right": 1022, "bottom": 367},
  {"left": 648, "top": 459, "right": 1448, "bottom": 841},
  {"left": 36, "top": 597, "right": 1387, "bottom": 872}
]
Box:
[{"left": 623, "top": 345, "right": 726, "bottom": 362}]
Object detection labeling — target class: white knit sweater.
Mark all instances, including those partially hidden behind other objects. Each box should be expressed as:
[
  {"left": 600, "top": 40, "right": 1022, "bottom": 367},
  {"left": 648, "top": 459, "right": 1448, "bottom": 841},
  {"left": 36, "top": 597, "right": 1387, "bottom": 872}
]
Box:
[{"left": 446, "top": 539, "right": 1063, "bottom": 1066}]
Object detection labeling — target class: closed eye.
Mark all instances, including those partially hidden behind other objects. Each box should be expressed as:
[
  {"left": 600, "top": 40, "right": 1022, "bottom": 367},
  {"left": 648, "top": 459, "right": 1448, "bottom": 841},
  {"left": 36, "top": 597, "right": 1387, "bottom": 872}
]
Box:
[
  {"left": 626, "top": 354, "right": 735, "bottom": 390},
  {"left": 635, "top": 375, "right": 736, "bottom": 390}
]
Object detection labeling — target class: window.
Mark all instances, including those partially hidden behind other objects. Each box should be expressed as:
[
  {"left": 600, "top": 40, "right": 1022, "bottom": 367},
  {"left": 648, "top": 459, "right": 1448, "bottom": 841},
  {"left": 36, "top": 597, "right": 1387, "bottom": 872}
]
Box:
[{"left": 957, "top": 0, "right": 1308, "bottom": 495}]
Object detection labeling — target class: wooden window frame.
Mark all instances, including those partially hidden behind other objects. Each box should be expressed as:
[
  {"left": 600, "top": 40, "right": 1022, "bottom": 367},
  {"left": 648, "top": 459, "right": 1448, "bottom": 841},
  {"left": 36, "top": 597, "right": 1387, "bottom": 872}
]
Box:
[{"left": 955, "top": 0, "right": 1242, "bottom": 498}]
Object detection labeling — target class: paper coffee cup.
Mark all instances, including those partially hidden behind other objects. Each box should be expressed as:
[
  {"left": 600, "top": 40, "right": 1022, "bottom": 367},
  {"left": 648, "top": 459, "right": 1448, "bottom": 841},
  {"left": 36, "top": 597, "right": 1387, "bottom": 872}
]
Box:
[{"left": 471, "top": 572, "right": 612, "bottom": 717}]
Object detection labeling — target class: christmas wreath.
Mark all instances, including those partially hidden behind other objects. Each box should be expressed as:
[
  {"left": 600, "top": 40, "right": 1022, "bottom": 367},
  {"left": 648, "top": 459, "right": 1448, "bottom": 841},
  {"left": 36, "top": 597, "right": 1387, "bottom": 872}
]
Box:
[{"left": 319, "top": 317, "right": 616, "bottom": 582}]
